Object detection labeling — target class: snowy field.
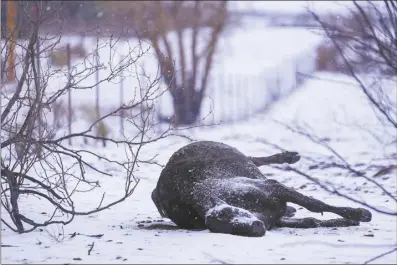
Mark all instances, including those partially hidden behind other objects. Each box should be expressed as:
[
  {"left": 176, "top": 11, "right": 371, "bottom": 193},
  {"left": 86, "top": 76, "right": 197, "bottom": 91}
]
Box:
[
  {"left": 2, "top": 72, "right": 396, "bottom": 264},
  {"left": 2, "top": 2, "right": 396, "bottom": 262}
]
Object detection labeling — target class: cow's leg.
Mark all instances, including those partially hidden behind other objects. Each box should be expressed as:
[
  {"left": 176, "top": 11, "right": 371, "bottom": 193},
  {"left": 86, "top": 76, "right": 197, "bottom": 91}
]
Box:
[
  {"left": 265, "top": 179, "right": 372, "bottom": 222},
  {"left": 275, "top": 217, "right": 359, "bottom": 228},
  {"left": 249, "top": 151, "right": 300, "bottom": 167},
  {"left": 189, "top": 180, "right": 266, "bottom": 237}
]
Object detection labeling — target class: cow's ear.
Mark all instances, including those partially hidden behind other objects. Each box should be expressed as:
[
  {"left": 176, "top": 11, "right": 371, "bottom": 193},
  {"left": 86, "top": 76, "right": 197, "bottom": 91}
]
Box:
[{"left": 151, "top": 189, "right": 167, "bottom": 218}]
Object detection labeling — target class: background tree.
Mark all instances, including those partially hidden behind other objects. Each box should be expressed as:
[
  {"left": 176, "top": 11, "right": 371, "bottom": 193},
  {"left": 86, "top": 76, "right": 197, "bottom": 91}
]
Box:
[
  {"left": 149, "top": 1, "right": 229, "bottom": 126},
  {"left": 98, "top": 1, "right": 230, "bottom": 126}
]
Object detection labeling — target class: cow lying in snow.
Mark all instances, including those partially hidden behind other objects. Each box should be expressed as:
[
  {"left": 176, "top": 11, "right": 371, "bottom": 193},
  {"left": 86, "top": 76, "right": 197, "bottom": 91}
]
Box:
[{"left": 152, "top": 141, "right": 372, "bottom": 237}]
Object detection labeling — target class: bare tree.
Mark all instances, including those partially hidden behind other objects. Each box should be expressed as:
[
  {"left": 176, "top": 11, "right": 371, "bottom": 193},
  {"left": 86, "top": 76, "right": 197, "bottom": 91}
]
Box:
[
  {"left": 284, "top": 0, "right": 397, "bottom": 206},
  {"left": 265, "top": 1, "right": 397, "bottom": 262},
  {"left": 305, "top": 0, "right": 397, "bottom": 192},
  {"left": 1, "top": 1, "right": 191, "bottom": 234},
  {"left": 154, "top": 1, "right": 229, "bottom": 126},
  {"left": 311, "top": 0, "right": 396, "bottom": 128},
  {"left": 104, "top": 1, "right": 229, "bottom": 126}
]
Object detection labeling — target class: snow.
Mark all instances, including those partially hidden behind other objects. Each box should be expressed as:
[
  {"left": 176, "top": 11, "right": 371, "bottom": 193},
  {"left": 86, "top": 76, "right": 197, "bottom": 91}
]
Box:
[
  {"left": 2, "top": 70, "right": 396, "bottom": 264},
  {"left": 2, "top": 13, "right": 396, "bottom": 264}
]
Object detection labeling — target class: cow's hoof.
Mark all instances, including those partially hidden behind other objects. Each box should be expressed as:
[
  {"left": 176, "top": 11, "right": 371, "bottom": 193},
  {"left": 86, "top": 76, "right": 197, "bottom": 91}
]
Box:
[
  {"left": 358, "top": 208, "right": 372, "bottom": 222},
  {"left": 250, "top": 220, "right": 266, "bottom": 237},
  {"left": 281, "top": 151, "right": 301, "bottom": 164}
]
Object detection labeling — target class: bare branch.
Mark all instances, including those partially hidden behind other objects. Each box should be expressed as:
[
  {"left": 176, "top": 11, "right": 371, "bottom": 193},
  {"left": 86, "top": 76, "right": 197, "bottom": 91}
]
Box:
[{"left": 1, "top": 1, "right": 198, "bottom": 233}]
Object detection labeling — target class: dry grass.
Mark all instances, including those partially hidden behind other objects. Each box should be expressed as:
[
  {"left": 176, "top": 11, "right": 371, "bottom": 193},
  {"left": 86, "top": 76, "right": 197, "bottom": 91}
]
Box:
[{"left": 49, "top": 43, "right": 87, "bottom": 67}]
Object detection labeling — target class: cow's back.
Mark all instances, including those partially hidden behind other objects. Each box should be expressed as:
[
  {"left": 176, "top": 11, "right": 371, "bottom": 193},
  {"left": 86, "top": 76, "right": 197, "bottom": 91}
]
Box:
[
  {"left": 156, "top": 141, "right": 262, "bottom": 200},
  {"left": 153, "top": 141, "right": 265, "bottom": 228}
]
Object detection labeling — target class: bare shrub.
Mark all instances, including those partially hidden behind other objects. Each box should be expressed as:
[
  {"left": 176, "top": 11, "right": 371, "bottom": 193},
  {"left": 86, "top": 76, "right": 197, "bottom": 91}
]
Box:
[
  {"left": 276, "top": 1, "right": 396, "bottom": 261},
  {"left": 315, "top": 42, "right": 345, "bottom": 72},
  {"left": 0, "top": 1, "right": 192, "bottom": 234}
]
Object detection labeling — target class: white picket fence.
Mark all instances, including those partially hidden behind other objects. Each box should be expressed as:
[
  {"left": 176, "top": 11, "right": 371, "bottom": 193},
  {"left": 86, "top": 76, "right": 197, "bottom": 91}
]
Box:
[
  {"left": 198, "top": 48, "right": 318, "bottom": 125},
  {"left": 157, "top": 23, "right": 322, "bottom": 125}
]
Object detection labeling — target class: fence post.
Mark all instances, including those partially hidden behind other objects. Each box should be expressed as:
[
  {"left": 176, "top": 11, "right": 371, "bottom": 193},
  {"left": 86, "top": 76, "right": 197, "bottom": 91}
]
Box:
[
  {"left": 221, "top": 73, "right": 226, "bottom": 124},
  {"left": 67, "top": 43, "right": 72, "bottom": 145},
  {"left": 271, "top": 74, "right": 277, "bottom": 103},
  {"left": 95, "top": 50, "right": 100, "bottom": 123},
  {"left": 275, "top": 71, "right": 280, "bottom": 101},
  {"left": 230, "top": 75, "right": 236, "bottom": 123},
  {"left": 295, "top": 60, "right": 299, "bottom": 87},
  {"left": 36, "top": 34, "right": 42, "bottom": 144},
  {"left": 6, "top": 0, "right": 16, "bottom": 83},
  {"left": 243, "top": 76, "right": 248, "bottom": 120},
  {"left": 214, "top": 73, "right": 219, "bottom": 124},
  {"left": 236, "top": 75, "right": 241, "bottom": 122},
  {"left": 36, "top": 39, "right": 41, "bottom": 86},
  {"left": 119, "top": 55, "right": 124, "bottom": 137},
  {"left": 233, "top": 75, "right": 238, "bottom": 125}
]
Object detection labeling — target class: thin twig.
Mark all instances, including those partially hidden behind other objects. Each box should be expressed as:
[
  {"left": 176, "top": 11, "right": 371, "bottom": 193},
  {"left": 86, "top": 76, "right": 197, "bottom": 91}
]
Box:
[
  {"left": 363, "top": 247, "right": 397, "bottom": 264},
  {"left": 88, "top": 242, "right": 95, "bottom": 256}
]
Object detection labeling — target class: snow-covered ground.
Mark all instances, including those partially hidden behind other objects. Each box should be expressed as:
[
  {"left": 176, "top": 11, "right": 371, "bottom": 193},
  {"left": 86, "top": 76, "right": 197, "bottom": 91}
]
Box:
[
  {"left": 2, "top": 72, "right": 396, "bottom": 264},
  {"left": 2, "top": 7, "right": 396, "bottom": 263}
]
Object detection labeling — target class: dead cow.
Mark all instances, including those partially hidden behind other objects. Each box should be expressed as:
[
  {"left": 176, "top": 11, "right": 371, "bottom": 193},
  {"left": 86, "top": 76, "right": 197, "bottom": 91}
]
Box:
[{"left": 152, "top": 141, "right": 372, "bottom": 237}]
